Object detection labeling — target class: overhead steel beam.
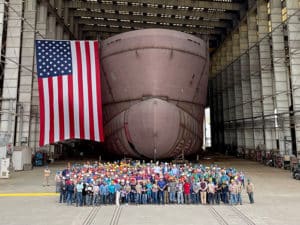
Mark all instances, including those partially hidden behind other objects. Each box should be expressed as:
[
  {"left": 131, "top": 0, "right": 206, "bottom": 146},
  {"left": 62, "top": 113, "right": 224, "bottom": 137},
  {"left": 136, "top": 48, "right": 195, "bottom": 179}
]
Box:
[
  {"left": 84, "top": 30, "right": 219, "bottom": 40},
  {"left": 75, "top": 0, "right": 242, "bottom": 11},
  {"left": 80, "top": 21, "right": 220, "bottom": 35},
  {"left": 65, "top": 1, "right": 238, "bottom": 20},
  {"left": 43, "top": 0, "right": 76, "bottom": 39},
  {"left": 73, "top": 10, "right": 230, "bottom": 28},
  {"left": 78, "top": 19, "right": 223, "bottom": 35}
]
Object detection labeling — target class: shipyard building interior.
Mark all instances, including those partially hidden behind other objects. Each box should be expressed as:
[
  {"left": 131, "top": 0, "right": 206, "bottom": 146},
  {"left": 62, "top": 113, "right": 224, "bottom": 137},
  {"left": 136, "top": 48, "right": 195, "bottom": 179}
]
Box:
[
  {"left": 1, "top": 0, "right": 300, "bottom": 225},
  {"left": 0, "top": 0, "right": 300, "bottom": 161}
]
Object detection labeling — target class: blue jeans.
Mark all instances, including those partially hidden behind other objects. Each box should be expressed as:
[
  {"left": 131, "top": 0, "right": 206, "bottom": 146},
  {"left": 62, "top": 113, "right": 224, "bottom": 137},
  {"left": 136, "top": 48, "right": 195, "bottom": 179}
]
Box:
[
  {"left": 152, "top": 192, "right": 158, "bottom": 204},
  {"left": 208, "top": 193, "right": 215, "bottom": 204},
  {"left": 237, "top": 193, "right": 242, "bottom": 205},
  {"left": 109, "top": 193, "right": 115, "bottom": 204},
  {"left": 87, "top": 195, "right": 93, "bottom": 206},
  {"left": 135, "top": 193, "right": 142, "bottom": 204},
  {"left": 147, "top": 192, "right": 152, "bottom": 203},
  {"left": 230, "top": 193, "right": 237, "bottom": 205},
  {"left": 59, "top": 191, "right": 66, "bottom": 203},
  {"left": 248, "top": 192, "right": 254, "bottom": 203},
  {"left": 221, "top": 191, "right": 229, "bottom": 204},
  {"left": 130, "top": 192, "right": 136, "bottom": 203},
  {"left": 169, "top": 192, "right": 176, "bottom": 203},
  {"left": 93, "top": 194, "right": 99, "bottom": 206},
  {"left": 82, "top": 195, "right": 86, "bottom": 205},
  {"left": 215, "top": 192, "right": 221, "bottom": 204},
  {"left": 158, "top": 191, "right": 164, "bottom": 204},
  {"left": 184, "top": 193, "right": 191, "bottom": 204},
  {"left": 101, "top": 195, "right": 107, "bottom": 204},
  {"left": 125, "top": 193, "right": 130, "bottom": 204},
  {"left": 191, "top": 192, "right": 199, "bottom": 204},
  {"left": 67, "top": 192, "right": 73, "bottom": 205},
  {"left": 76, "top": 192, "right": 83, "bottom": 206},
  {"left": 142, "top": 194, "right": 147, "bottom": 204},
  {"left": 177, "top": 192, "right": 184, "bottom": 204}
]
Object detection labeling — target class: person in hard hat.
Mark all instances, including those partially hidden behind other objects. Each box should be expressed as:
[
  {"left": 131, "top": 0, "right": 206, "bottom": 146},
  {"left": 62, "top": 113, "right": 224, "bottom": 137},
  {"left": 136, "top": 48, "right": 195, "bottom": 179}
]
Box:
[
  {"left": 207, "top": 179, "right": 215, "bottom": 204},
  {"left": 229, "top": 179, "right": 237, "bottom": 205},
  {"left": 236, "top": 180, "right": 243, "bottom": 205},
  {"left": 114, "top": 180, "right": 121, "bottom": 206},
  {"left": 43, "top": 166, "right": 51, "bottom": 186},
  {"left": 135, "top": 181, "right": 142, "bottom": 204},
  {"left": 93, "top": 182, "right": 100, "bottom": 206},
  {"left": 168, "top": 177, "right": 177, "bottom": 204},
  {"left": 221, "top": 181, "right": 229, "bottom": 204},
  {"left": 124, "top": 181, "right": 131, "bottom": 205},
  {"left": 246, "top": 179, "right": 254, "bottom": 204},
  {"left": 54, "top": 171, "right": 61, "bottom": 192},
  {"left": 152, "top": 181, "right": 159, "bottom": 204},
  {"left": 146, "top": 179, "right": 153, "bottom": 204},
  {"left": 199, "top": 178, "right": 208, "bottom": 204},
  {"left": 108, "top": 181, "right": 116, "bottom": 204},
  {"left": 176, "top": 179, "right": 184, "bottom": 204},
  {"left": 76, "top": 180, "right": 84, "bottom": 207},
  {"left": 157, "top": 177, "right": 167, "bottom": 204},
  {"left": 183, "top": 179, "right": 191, "bottom": 204}
]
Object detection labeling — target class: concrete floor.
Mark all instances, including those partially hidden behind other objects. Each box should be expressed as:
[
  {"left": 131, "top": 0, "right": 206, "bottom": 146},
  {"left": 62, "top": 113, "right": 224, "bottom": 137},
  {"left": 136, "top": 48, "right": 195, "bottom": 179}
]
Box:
[{"left": 0, "top": 157, "right": 299, "bottom": 225}]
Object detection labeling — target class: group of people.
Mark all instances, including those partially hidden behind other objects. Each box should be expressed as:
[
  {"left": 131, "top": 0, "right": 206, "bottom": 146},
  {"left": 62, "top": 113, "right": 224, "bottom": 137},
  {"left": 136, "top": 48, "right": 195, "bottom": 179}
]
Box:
[{"left": 54, "top": 160, "right": 255, "bottom": 207}]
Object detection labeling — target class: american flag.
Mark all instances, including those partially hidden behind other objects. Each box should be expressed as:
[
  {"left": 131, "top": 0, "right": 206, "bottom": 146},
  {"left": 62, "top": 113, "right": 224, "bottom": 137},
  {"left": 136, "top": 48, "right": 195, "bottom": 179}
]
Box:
[{"left": 35, "top": 40, "right": 104, "bottom": 146}]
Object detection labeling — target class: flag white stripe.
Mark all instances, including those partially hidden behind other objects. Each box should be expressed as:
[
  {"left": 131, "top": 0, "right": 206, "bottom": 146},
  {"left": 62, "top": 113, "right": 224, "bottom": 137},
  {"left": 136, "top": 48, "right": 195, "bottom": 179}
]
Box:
[
  {"left": 80, "top": 41, "right": 90, "bottom": 139},
  {"left": 89, "top": 42, "right": 100, "bottom": 141},
  {"left": 71, "top": 42, "right": 80, "bottom": 138},
  {"left": 63, "top": 75, "right": 70, "bottom": 139},
  {"left": 53, "top": 76, "right": 59, "bottom": 142},
  {"left": 43, "top": 78, "right": 50, "bottom": 145}
]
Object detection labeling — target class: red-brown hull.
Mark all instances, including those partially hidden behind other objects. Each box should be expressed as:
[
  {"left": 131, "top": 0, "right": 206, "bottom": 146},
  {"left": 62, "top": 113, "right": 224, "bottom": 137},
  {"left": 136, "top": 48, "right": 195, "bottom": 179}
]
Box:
[{"left": 101, "top": 29, "right": 209, "bottom": 159}]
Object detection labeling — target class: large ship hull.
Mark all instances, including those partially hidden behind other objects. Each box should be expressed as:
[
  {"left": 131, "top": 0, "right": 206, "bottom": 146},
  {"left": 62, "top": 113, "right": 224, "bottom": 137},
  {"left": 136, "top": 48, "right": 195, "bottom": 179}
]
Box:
[{"left": 100, "top": 29, "right": 209, "bottom": 159}]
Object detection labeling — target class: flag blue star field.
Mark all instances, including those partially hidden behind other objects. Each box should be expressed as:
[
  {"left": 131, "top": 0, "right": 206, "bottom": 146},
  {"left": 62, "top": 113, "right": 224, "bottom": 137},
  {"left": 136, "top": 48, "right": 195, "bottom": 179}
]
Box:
[{"left": 35, "top": 40, "right": 104, "bottom": 146}]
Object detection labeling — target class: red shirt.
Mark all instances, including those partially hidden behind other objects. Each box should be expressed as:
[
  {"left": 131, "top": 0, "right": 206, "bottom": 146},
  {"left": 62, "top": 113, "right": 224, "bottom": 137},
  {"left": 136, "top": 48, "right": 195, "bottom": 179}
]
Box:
[{"left": 183, "top": 182, "right": 191, "bottom": 194}]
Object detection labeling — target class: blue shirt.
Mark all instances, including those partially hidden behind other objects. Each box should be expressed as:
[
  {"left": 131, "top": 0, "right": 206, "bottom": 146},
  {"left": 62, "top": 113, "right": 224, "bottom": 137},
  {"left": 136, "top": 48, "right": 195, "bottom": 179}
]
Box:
[
  {"left": 100, "top": 184, "right": 108, "bottom": 195},
  {"left": 157, "top": 180, "right": 167, "bottom": 189},
  {"left": 114, "top": 183, "right": 121, "bottom": 192},
  {"left": 76, "top": 183, "right": 84, "bottom": 192},
  {"left": 171, "top": 168, "right": 179, "bottom": 176},
  {"left": 146, "top": 183, "right": 153, "bottom": 194},
  {"left": 220, "top": 174, "right": 229, "bottom": 183},
  {"left": 108, "top": 184, "right": 116, "bottom": 194}
]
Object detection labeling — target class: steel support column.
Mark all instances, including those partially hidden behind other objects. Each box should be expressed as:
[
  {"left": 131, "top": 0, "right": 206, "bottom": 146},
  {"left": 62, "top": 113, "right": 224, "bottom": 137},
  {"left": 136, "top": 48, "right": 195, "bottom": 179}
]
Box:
[
  {"left": 216, "top": 70, "right": 224, "bottom": 150},
  {"left": 16, "top": 0, "right": 37, "bottom": 146},
  {"left": 225, "top": 36, "right": 237, "bottom": 148},
  {"left": 239, "top": 22, "right": 254, "bottom": 150},
  {"left": 29, "top": 0, "right": 48, "bottom": 148},
  {"left": 286, "top": 0, "right": 300, "bottom": 157},
  {"left": 257, "top": 0, "right": 276, "bottom": 151},
  {"left": 0, "top": 0, "right": 23, "bottom": 144},
  {"left": 221, "top": 44, "right": 229, "bottom": 146},
  {"left": 0, "top": 0, "right": 5, "bottom": 49},
  {"left": 232, "top": 30, "right": 244, "bottom": 148},
  {"left": 270, "top": 0, "right": 292, "bottom": 155},
  {"left": 247, "top": 10, "right": 264, "bottom": 149}
]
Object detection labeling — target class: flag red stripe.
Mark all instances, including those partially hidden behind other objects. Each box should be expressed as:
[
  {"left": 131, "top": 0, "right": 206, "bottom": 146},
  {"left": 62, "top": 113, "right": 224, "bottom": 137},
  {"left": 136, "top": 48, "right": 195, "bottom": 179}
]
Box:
[
  {"left": 85, "top": 42, "right": 95, "bottom": 140},
  {"left": 75, "top": 42, "right": 85, "bottom": 139},
  {"left": 94, "top": 41, "right": 104, "bottom": 141},
  {"left": 37, "top": 40, "right": 104, "bottom": 145},
  {"left": 68, "top": 75, "right": 75, "bottom": 139},
  {"left": 48, "top": 77, "right": 54, "bottom": 143},
  {"left": 57, "top": 76, "right": 64, "bottom": 141},
  {"left": 38, "top": 78, "right": 45, "bottom": 146}
]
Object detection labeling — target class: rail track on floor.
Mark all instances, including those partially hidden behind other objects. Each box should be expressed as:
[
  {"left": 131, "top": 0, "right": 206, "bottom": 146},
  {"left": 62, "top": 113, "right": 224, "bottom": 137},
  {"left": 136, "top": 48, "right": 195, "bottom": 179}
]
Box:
[{"left": 209, "top": 205, "right": 256, "bottom": 225}]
